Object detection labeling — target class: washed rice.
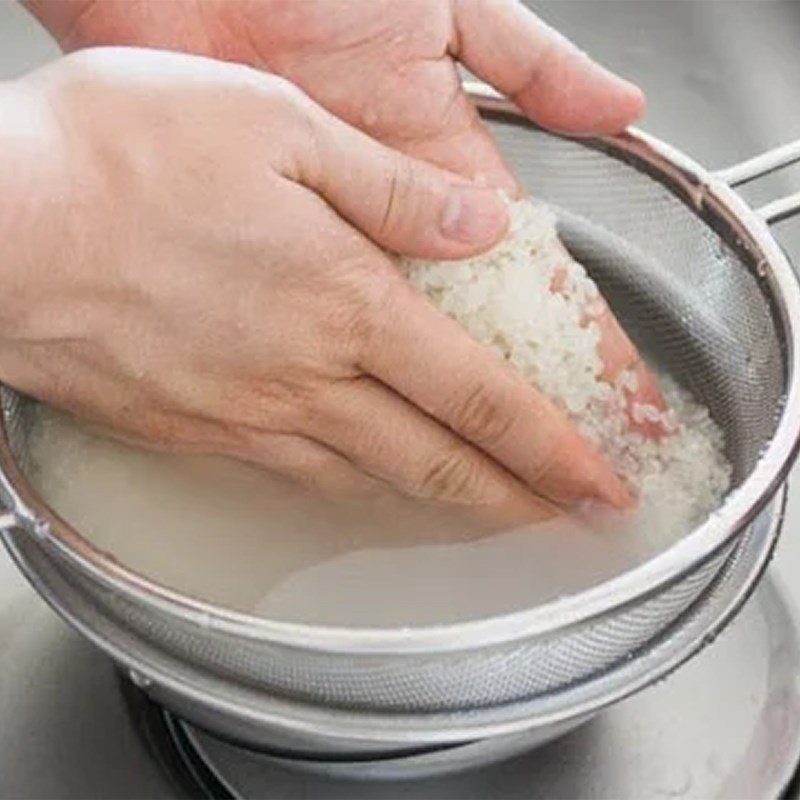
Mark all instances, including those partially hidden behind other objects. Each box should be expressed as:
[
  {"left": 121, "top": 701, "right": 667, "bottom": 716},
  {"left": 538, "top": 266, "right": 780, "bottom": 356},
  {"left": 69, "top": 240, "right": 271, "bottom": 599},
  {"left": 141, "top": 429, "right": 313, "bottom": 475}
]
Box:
[
  {"left": 25, "top": 199, "right": 731, "bottom": 626},
  {"left": 402, "top": 199, "right": 731, "bottom": 538}
]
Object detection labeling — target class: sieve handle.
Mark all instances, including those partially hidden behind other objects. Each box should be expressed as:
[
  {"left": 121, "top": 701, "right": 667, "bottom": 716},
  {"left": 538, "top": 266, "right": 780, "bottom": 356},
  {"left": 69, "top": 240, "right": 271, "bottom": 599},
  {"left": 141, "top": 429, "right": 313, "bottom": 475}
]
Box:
[{"left": 714, "top": 140, "right": 800, "bottom": 225}]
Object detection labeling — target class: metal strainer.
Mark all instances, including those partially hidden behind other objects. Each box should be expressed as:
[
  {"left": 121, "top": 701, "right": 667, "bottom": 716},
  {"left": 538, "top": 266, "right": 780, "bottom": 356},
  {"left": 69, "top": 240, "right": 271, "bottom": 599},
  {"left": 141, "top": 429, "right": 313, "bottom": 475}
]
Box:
[{"left": 1, "top": 84, "right": 800, "bottom": 759}]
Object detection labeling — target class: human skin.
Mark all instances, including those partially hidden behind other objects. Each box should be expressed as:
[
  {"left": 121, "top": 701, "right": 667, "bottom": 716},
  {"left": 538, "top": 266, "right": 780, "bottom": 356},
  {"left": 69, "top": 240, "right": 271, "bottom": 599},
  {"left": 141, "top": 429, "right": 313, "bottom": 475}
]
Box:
[
  {"left": 24, "top": 0, "right": 666, "bottom": 437},
  {"left": 0, "top": 48, "right": 634, "bottom": 523}
]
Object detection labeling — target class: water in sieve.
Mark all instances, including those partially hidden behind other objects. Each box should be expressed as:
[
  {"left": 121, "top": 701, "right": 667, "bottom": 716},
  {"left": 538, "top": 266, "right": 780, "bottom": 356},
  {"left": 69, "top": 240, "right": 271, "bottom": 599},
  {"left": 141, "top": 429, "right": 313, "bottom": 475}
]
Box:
[{"left": 23, "top": 200, "right": 731, "bottom": 627}]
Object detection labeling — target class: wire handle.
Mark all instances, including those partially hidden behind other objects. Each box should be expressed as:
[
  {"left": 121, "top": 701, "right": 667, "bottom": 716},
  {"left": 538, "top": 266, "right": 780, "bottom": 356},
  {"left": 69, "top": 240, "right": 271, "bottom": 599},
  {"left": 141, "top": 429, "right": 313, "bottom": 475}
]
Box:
[{"left": 714, "top": 140, "right": 800, "bottom": 225}]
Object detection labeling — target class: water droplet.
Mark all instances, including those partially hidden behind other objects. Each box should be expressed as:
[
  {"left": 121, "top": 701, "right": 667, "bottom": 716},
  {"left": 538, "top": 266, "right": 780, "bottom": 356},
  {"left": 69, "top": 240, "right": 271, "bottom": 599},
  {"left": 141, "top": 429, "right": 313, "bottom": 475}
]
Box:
[
  {"left": 32, "top": 519, "right": 51, "bottom": 540},
  {"left": 128, "top": 669, "right": 152, "bottom": 689}
]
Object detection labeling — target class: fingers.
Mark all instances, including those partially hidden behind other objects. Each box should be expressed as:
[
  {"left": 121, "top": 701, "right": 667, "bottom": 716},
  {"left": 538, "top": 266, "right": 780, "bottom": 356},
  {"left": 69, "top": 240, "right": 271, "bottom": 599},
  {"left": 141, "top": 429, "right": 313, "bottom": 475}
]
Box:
[
  {"left": 273, "top": 112, "right": 631, "bottom": 510},
  {"left": 453, "top": 0, "right": 645, "bottom": 134},
  {"left": 549, "top": 240, "right": 669, "bottom": 439},
  {"left": 591, "top": 304, "right": 670, "bottom": 439},
  {"left": 360, "top": 278, "right": 633, "bottom": 509},
  {"left": 307, "top": 374, "right": 557, "bottom": 525},
  {"left": 287, "top": 101, "right": 510, "bottom": 260}
]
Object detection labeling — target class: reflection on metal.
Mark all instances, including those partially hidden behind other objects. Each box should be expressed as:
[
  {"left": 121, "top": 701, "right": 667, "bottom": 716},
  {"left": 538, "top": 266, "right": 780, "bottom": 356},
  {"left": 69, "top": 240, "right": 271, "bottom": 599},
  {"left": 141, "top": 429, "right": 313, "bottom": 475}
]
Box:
[{"left": 133, "top": 579, "right": 800, "bottom": 798}]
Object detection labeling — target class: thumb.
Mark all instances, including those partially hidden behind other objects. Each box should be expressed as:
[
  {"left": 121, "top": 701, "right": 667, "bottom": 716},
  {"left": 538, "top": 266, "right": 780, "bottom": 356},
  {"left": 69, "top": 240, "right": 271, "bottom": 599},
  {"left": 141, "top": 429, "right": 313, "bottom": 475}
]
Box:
[
  {"left": 290, "top": 102, "right": 510, "bottom": 260},
  {"left": 453, "top": 0, "right": 646, "bottom": 135}
]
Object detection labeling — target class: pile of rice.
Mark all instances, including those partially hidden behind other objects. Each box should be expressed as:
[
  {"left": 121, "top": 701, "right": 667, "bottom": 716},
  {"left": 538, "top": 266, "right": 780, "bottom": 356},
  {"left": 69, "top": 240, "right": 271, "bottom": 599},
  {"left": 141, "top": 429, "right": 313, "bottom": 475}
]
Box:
[{"left": 401, "top": 199, "right": 731, "bottom": 535}]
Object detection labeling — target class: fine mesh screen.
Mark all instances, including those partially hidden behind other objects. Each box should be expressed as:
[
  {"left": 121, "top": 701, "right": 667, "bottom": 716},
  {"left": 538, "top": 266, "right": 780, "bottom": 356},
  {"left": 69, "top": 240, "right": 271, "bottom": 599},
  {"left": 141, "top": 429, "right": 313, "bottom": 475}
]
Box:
[
  {"left": 0, "top": 118, "right": 791, "bottom": 718},
  {"left": 68, "top": 541, "right": 729, "bottom": 711},
  {"left": 489, "top": 116, "right": 785, "bottom": 484}
]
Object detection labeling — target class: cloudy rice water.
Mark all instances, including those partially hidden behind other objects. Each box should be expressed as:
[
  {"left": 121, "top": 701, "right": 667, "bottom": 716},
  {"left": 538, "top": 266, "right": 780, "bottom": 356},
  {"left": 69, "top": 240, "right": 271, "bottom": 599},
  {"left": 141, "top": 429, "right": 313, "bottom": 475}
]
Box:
[{"left": 26, "top": 199, "right": 731, "bottom": 627}]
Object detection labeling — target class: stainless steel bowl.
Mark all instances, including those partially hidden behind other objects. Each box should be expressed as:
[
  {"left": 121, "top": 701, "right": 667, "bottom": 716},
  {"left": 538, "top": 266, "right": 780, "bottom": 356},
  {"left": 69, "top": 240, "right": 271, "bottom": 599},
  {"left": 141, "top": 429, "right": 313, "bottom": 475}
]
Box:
[{"left": 1, "top": 86, "right": 799, "bottom": 763}]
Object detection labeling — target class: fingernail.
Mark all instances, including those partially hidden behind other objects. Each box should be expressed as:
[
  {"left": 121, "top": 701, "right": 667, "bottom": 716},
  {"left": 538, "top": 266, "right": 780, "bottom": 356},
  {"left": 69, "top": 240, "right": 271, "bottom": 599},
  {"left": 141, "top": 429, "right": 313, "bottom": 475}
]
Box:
[{"left": 441, "top": 187, "right": 509, "bottom": 245}]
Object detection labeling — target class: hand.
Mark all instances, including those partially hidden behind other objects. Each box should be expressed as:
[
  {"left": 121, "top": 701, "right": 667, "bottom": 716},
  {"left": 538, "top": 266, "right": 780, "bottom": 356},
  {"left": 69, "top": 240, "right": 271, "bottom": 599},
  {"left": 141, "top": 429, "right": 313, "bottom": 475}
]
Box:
[
  {"left": 0, "top": 48, "right": 631, "bottom": 520},
  {"left": 25, "top": 0, "right": 668, "bottom": 437},
  {"left": 25, "top": 0, "right": 645, "bottom": 187}
]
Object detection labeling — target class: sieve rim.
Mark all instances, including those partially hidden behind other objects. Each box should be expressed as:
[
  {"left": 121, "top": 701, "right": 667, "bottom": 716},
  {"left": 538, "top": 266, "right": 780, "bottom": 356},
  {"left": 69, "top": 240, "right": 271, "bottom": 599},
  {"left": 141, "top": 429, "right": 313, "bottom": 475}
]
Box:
[{"left": 1, "top": 93, "right": 799, "bottom": 655}]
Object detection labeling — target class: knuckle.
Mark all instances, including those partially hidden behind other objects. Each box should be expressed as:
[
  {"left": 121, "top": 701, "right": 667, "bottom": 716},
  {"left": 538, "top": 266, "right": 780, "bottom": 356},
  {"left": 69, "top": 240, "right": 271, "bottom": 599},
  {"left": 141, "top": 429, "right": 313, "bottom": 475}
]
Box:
[
  {"left": 301, "top": 376, "right": 353, "bottom": 433},
  {"left": 346, "top": 264, "right": 410, "bottom": 359},
  {"left": 248, "top": 72, "right": 310, "bottom": 113},
  {"left": 452, "top": 379, "right": 518, "bottom": 447},
  {"left": 416, "top": 448, "right": 487, "bottom": 502},
  {"left": 240, "top": 377, "right": 322, "bottom": 433},
  {"left": 272, "top": 80, "right": 320, "bottom": 137},
  {"left": 526, "top": 437, "right": 559, "bottom": 485},
  {"left": 255, "top": 76, "right": 324, "bottom": 180},
  {"left": 312, "top": 260, "right": 387, "bottom": 357},
  {"left": 511, "top": 28, "right": 560, "bottom": 99}
]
